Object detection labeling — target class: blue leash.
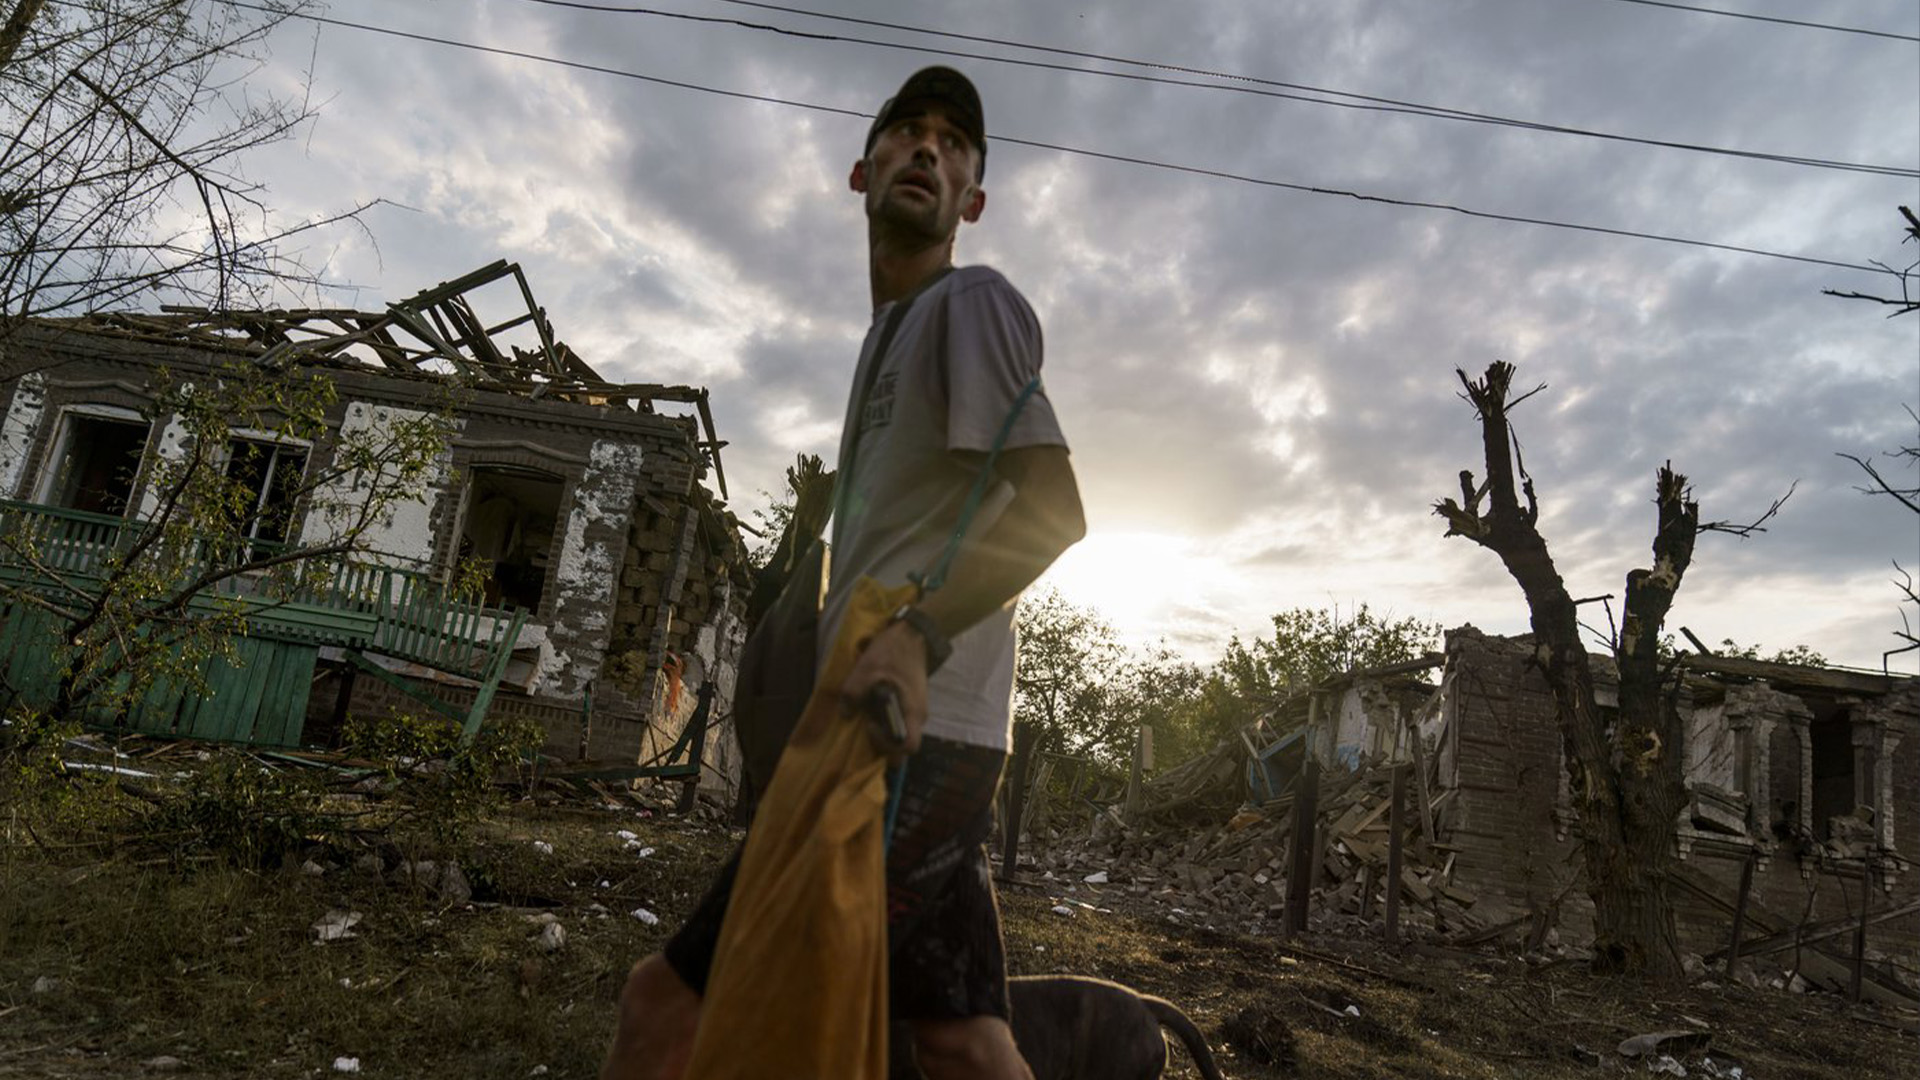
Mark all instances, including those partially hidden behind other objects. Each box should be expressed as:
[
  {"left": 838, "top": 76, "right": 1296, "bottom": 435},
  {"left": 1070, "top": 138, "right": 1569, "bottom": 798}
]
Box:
[
  {"left": 884, "top": 761, "right": 908, "bottom": 851},
  {"left": 881, "top": 375, "right": 1043, "bottom": 853}
]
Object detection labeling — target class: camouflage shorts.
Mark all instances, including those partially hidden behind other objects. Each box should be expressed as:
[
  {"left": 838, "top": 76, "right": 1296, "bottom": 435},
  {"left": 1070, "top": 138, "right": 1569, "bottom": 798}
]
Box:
[{"left": 663, "top": 736, "right": 1010, "bottom": 1021}]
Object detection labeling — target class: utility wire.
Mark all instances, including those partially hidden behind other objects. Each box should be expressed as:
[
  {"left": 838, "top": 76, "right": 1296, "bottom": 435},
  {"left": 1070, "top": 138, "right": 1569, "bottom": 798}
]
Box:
[
  {"left": 1594, "top": 0, "right": 1919, "bottom": 43},
  {"left": 218, "top": 0, "right": 1888, "bottom": 275},
  {"left": 514, "top": 0, "right": 1917, "bottom": 179}
]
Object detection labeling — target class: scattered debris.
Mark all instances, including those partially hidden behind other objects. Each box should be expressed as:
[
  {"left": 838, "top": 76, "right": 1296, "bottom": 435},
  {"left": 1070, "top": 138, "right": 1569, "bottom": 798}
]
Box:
[
  {"left": 332, "top": 1057, "right": 361, "bottom": 1073},
  {"left": 1619, "top": 1031, "right": 1712, "bottom": 1058},
  {"left": 631, "top": 908, "right": 660, "bottom": 926},
  {"left": 1010, "top": 756, "right": 1483, "bottom": 943},
  {"left": 312, "top": 910, "right": 363, "bottom": 943}
]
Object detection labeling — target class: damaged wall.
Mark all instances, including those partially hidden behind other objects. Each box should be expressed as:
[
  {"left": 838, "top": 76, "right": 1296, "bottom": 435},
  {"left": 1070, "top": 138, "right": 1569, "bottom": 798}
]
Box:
[{"left": 1434, "top": 626, "right": 1920, "bottom": 983}]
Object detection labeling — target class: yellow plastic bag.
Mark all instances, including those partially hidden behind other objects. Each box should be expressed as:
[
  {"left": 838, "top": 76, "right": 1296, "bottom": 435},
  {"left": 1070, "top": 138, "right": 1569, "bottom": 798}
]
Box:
[{"left": 683, "top": 577, "right": 916, "bottom": 1080}]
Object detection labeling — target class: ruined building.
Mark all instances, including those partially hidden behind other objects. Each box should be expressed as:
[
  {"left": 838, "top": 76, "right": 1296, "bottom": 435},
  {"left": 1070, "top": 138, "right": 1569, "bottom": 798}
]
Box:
[
  {"left": 0, "top": 262, "right": 750, "bottom": 787},
  {"left": 1407, "top": 629, "right": 1917, "bottom": 991},
  {"left": 1215, "top": 628, "right": 1918, "bottom": 989}
]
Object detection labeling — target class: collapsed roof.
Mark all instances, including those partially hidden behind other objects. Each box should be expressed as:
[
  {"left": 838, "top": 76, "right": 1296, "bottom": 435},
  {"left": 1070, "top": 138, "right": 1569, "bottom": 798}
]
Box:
[{"left": 39, "top": 259, "right": 729, "bottom": 496}]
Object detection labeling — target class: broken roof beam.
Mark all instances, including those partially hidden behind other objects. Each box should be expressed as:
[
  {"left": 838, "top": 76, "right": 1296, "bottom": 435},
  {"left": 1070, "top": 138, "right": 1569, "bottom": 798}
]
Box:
[
  {"left": 553, "top": 341, "right": 603, "bottom": 383},
  {"left": 440, "top": 293, "right": 511, "bottom": 371},
  {"left": 506, "top": 261, "right": 563, "bottom": 375},
  {"left": 378, "top": 259, "right": 568, "bottom": 381},
  {"left": 696, "top": 390, "right": 727, "bottom": 499},
  {"left": 382, "top": 302, "right": 487, "bottom": 379}
]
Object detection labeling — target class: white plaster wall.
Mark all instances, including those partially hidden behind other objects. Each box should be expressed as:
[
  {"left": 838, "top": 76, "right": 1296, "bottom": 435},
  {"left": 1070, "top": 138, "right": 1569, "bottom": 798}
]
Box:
[
  {"left": 134, "top": 409, "right": 194, "bottom": 520},
  {"left": 687, "top": 572, "right": 748, "bottom": 796},
  {"left": 1685, "top": 701, "right": 1735, "bottom": 789},
  {"left": 536, "top": 439, "right": 645, "bottom": 696},
  {"left": 0, "top": 372, "right": 46, "bottom": 498},
  {"left": 303, "top": 401, "right": 451, "bottom": 567}
]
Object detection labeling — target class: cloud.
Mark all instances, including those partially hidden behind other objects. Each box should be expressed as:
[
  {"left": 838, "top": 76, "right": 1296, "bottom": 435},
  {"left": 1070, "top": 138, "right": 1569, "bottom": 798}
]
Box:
[{"left": 223, "top": 0, "right": 1917, "bottom": 670}]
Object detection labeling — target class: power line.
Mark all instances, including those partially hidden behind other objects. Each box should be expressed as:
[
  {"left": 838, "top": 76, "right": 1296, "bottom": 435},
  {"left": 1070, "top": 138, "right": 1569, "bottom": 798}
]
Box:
[
  {"left": 515, "top": 0, "right": 1917, "bottom": 179},
  {"left": 1594, "top": 0, "right": 1919, "bottom": 43},
  {"left": 216, "top": 0, "right": 1888, "bottom": 276}
]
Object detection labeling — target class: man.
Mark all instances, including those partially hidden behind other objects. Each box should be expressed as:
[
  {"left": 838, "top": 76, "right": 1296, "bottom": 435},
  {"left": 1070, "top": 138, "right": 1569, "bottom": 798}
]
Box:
[{"left": 603, "top": 65, "right": 1084, "bottom": 1080}]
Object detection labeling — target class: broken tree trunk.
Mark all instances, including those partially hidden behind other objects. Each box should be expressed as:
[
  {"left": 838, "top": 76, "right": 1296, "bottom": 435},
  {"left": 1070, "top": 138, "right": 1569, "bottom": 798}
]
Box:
[{"left": 1434, "top": 361, "right": 1692, "bottom": 980}]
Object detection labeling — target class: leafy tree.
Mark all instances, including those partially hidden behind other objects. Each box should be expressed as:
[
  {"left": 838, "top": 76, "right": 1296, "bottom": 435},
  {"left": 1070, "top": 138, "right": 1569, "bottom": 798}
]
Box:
[
  {"left": 1013, "top": 586, "right": 1126, "bottom": 767},
  {"left": 1061, "top": 603, "right": 1439, "bottom": 775},
  {"left": 1220, "top": 603, "right": 1439, "bottom": 712},
  {"left": 1712, "top": 639, "right": 1827, "bottom": 667},
  {"left": 0, "top": 0, "right": 365, "bottom": 333},
  {"left": 1102, "top": 643, "right": 1240, "bottom": 772}
]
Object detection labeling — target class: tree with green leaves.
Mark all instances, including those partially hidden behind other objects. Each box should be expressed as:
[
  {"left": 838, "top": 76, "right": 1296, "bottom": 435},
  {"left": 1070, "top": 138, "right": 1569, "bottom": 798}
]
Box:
[
  {"left": 1100, "top": 643, "right": 1225, "bottom": 772},
  {"left": 1013, "top": 586, "right": 1127, "bottom": 767},
  {"left": 1218, "top": 603, "right": 1440, "bottom": 711}
]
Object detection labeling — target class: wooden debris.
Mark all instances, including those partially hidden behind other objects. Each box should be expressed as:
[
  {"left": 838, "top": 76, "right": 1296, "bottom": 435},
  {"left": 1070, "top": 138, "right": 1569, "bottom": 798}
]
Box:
[{"left": 1011, "top": 748, "right": 1487, "bottom": 944}]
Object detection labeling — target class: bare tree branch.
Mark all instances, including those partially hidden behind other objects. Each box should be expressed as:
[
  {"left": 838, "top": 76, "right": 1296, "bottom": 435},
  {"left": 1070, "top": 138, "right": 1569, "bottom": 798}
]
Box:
[
  {"left": 1, "top": 1, "right": 363, "bottom": 337},
  {"left": 1823, "top": 206, "right": 1920, "bottom": 316},
  {"left": 1699, "top": 479, "right": 1797, "bottom": 536}
]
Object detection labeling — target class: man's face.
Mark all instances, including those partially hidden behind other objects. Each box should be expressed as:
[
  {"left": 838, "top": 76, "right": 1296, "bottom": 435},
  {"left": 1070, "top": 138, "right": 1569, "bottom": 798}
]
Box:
[{"left": 851, "top": 105, "right": 985, "bottom": 242}]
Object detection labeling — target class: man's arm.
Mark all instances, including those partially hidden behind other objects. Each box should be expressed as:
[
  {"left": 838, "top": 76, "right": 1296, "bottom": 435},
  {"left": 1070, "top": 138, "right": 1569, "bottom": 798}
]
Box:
[{"left": 839, "top": 444, "right": 1084, "bottom": 754}]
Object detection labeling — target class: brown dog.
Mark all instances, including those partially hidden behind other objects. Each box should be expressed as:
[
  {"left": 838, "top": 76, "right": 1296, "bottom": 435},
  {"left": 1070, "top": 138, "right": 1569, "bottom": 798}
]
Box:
[
  {"left": 1009, "top": 975, "right": 1226, "bottom": 1080},
  {"left": 892, "top": 975, "right": 1226, "bottom": 1079}
]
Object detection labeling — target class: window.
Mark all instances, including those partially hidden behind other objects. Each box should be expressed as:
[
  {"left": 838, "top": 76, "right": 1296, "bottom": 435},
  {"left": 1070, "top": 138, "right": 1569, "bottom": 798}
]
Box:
[
  {"left": 225, "top": 439, "right": 308, "bottom": 550},
  {"left": 457, "top": 466, "right": 562, "bottom": 612},
  {"left": 42, "top": 412, "right": 149, "bottom": 516},
  {"left": 1809, "top": 706, "right": 1863, "bottom": 842}
]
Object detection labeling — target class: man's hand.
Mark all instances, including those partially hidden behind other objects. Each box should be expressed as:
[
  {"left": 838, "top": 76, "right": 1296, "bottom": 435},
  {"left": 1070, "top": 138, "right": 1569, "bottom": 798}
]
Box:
[{"left": 840, "top": 620, "right": 930, "bottom": 759}]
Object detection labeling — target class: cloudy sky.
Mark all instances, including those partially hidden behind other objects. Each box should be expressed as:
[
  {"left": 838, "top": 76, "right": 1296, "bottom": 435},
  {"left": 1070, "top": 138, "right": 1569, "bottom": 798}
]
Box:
[{"left": 233, "top": 0, "right": 1918, "bottom": 670}]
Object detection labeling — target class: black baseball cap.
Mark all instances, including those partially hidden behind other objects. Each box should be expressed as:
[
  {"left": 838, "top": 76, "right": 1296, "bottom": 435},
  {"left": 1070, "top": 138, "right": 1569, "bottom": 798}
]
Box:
[{"left": 865, "top": 66, "right": 986, "bottom": 176}]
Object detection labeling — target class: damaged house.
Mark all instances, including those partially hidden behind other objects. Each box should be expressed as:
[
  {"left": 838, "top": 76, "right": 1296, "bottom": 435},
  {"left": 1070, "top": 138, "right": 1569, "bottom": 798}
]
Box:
[
  {"left": 0, "top": 261, "right": 751, "bottom": 792},
  {"left": 1423, "top": 628, "right": 1918, "bottom": 994},
  {"left": 1103, "top": 626, "right": 1916, "bottom": 997}
]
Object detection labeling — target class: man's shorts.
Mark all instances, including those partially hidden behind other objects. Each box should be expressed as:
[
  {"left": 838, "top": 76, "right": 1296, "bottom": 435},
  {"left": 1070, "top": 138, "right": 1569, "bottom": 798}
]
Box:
[{"left": 663, "top": 735, "right": 1010, "bottom": 1022}]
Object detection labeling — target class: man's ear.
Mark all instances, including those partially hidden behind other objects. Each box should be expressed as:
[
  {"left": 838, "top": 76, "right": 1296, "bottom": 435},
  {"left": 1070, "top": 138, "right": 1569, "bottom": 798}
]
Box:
[
  {"left": 961, "top": 186, "right": 986, "bottom": 224},
  {"left": 849, "top": 158, "right": 870, "bottom": 194}
]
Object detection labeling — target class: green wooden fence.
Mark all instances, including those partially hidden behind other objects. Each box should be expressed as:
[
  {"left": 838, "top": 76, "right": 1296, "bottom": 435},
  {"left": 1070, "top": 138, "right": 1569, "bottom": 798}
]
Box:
[{"left": 0, "top": 499, "right": 525, "bottom": 748}]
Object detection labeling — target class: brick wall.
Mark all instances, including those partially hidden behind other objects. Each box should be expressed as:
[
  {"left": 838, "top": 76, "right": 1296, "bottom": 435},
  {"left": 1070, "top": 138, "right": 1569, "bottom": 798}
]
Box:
[
  {"left": 1437, "top": 626, "right": 1919, "bottom": 978},
  {"left": 1440, "top": 627, "right": 1592, "bottom": 936}
]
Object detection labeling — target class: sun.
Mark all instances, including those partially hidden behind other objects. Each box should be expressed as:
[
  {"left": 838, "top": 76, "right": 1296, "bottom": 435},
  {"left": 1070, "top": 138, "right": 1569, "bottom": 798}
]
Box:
[{"left": 1034, "top": 530, "right": 1218, "bottom": 643}]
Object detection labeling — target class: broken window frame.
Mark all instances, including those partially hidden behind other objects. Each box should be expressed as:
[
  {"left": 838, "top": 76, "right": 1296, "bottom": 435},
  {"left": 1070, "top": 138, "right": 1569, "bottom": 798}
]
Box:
[
  {"left": 220, "top": 431, "right": 312, "bottom": 557},
  {"left": 33, "top": 404, "right": 153, "bottom": 519},
  {"left": 448, "top": 462, "right": 566, "bottom": 617}
]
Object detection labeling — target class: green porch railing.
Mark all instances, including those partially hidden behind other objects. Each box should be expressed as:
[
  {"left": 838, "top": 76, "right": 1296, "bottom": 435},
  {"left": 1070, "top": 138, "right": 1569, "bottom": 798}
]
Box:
[{"left": 0, "top": 498, "right": 527, "bottom": 747}]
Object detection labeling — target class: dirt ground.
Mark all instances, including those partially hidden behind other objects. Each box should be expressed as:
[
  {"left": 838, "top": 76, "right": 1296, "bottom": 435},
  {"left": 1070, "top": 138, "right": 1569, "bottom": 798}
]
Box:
[{"left": 3, "top": 789, "right": 1915, "bottom": 1080}]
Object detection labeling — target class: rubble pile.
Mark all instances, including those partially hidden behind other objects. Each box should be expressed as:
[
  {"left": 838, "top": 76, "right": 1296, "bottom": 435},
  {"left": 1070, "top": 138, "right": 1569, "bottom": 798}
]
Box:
[{"left": 1009, "top": 754, "right": 1487, "bottom": 943}]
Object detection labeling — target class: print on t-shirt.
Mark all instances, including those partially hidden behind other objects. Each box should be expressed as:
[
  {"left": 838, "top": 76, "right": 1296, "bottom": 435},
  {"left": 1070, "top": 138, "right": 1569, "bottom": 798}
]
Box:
[{"left": 860, "top": 371, "right": 898, "bottom": 436}]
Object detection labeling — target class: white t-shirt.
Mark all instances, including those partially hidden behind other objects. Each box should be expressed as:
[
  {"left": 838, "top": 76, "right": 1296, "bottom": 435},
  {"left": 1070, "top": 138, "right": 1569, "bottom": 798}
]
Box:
[{"left": 820, "top": 266, "right": 1069, "bottom": 751}]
